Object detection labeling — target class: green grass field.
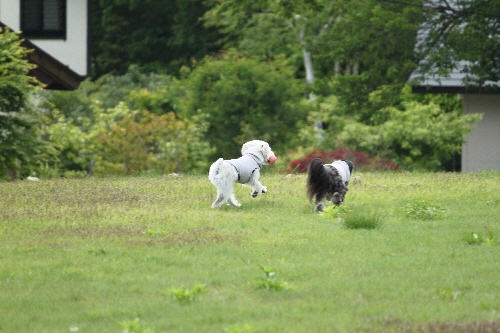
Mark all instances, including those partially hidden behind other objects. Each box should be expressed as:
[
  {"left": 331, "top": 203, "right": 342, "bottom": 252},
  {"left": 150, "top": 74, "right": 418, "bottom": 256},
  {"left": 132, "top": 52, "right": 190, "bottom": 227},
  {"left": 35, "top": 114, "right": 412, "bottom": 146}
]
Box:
[{"left": 1, "top": 171, "right": 500, "bottom": 333}]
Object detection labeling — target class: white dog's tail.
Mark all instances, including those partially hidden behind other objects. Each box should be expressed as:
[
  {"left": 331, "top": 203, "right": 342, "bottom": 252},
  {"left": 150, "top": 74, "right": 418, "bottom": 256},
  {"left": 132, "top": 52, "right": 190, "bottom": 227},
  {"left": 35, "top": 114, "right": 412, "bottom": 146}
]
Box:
[{"left": 208, "top": 158, "right": 224, "bottom": 184}]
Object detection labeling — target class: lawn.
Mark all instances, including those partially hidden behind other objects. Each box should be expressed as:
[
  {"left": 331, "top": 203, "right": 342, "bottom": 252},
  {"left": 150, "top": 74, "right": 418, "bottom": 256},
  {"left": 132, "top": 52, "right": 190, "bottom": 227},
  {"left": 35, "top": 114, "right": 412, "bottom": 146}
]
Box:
[{"left": 1, "top": 171, "right": 500, "bottom": 333}]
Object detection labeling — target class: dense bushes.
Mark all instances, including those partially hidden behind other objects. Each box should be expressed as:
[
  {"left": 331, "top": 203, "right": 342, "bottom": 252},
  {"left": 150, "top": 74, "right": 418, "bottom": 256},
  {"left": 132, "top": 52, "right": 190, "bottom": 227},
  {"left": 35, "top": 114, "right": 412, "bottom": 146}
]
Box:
[
  {"left": 0, "top": 47, "right": 482, "bottom": 179},
  {"left": 297, "top": 88, "right": 481, "bottom": 171},
  {"left": 288, "top": 148, "right": 400, "bottom": 173},
  {"left": 178, "top": 50, "right": 306, "bottom": 159},
  {"left": 43, "top": 100, "right": 211, "bottom": 177}
]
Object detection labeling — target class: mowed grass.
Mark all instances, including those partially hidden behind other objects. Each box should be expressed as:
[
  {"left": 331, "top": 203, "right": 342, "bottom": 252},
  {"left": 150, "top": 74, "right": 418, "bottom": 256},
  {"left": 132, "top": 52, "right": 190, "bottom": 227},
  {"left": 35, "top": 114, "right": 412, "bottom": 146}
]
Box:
[{"left": 1, "top": 171, "right": 500, "bottom": 333}]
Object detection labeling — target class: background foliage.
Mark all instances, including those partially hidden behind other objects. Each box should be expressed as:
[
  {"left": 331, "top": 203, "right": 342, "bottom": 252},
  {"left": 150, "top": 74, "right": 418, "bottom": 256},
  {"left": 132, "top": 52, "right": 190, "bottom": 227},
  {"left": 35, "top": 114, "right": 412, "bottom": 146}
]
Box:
[
  {"left": 176, "top": 50, "right": 306, "bottom": 158},
  {"left": 0, "top": 28, "right": 53, "bottom": 180},
  {"left": 0, "top": 0, "right": 491, "bottom": 179}
]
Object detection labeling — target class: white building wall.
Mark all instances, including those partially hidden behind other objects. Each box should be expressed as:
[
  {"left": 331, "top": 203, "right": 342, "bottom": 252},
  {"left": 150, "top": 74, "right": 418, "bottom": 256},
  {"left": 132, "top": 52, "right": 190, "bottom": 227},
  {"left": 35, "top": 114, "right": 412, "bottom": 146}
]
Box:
[
  {"left": 462, "top": 95, "right": 500, "bottom": 172},
  {"left": 0, "top": 0, "right": 88, "bottom": 77}
]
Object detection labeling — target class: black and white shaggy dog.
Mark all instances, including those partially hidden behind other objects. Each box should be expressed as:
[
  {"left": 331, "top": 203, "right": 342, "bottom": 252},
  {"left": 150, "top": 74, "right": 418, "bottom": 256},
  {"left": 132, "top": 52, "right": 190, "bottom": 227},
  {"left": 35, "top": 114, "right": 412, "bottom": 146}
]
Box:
[
  {"left": 208, "top": 140, "right": 277, "bottom": 208},
  {"left": 307, "top": 158, "right": 354, "bottom": 212}
]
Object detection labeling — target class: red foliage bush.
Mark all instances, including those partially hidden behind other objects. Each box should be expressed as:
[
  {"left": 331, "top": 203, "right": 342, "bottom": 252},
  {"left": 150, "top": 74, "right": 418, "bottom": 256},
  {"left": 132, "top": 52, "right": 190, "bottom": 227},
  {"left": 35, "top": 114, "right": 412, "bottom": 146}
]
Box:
[{"left": 288, "top": 148, "right": 400, "bottom": 173}]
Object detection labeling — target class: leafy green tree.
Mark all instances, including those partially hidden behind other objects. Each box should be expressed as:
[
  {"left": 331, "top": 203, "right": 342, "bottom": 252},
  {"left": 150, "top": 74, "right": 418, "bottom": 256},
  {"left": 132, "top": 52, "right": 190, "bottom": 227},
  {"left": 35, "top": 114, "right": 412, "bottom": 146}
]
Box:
[
  {"left": 91, "top": 0, "right": 221, "bottom": 78},
  {"left": 0, "top": 28, "right": 51, "bottom": 180},
  {"left": 178, "top": 50, "right": 306, "bottom": 158},
  {"left": 416, "top": 0, "right": 500, "bottom": 87}
]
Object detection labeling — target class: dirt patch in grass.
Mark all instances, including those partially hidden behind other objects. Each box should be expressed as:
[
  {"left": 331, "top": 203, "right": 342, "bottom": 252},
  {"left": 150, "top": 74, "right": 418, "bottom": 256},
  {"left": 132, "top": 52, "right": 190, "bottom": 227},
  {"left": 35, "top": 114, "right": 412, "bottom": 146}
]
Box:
[
  {"left": 373, "top": 319, "right": 500, "bottom": 333},
  {"left": 35, "top": 226, "right": 245, "bottom": 248},
  {"left": 147, "top": 227, "right": 246, "bottom": 247}
]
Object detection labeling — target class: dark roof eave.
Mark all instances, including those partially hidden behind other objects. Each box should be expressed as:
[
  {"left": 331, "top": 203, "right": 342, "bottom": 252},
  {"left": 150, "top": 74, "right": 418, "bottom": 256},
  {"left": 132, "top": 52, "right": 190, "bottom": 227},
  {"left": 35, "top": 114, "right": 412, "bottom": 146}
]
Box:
[
  {"left": 1, "top": 21, "right": 85, "bottom": 90},
  {"left": 411, "top": 84, "right": 500, "bottom": 95},
  {"left": 23, "top": 38, "right": 85, "bottom": 90}
]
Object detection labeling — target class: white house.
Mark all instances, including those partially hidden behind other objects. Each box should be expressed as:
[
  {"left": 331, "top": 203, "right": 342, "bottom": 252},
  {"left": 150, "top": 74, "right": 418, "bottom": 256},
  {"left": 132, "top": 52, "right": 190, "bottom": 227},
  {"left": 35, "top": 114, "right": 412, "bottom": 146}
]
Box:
[
  {"left": 412, "top": 71, "right": 500, "bottom": 172},
  {"left": 0, "top": 0, "right": 90, "bottom": 89}
]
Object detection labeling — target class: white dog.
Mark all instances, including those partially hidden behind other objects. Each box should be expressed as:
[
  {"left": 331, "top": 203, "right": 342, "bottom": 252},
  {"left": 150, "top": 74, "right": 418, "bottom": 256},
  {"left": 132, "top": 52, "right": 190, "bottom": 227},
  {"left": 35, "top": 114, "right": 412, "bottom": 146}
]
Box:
[{"left": 208, "top": 140, "right": 277, "bottom": 208}]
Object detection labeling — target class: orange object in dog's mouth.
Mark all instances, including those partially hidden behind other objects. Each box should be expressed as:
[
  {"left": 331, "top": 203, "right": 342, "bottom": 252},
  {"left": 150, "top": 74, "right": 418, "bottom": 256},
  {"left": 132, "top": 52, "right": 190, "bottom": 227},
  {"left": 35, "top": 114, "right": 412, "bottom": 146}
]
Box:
[{"left": 268, "top": 156, "right": 277, "bottom": 164}]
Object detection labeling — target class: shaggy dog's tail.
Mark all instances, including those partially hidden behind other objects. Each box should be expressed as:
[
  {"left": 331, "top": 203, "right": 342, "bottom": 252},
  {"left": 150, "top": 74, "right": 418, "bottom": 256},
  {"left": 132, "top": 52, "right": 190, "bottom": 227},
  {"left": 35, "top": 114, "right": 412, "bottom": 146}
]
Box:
[{"left": 307, "top": 158, "right": 329, "bottom": 201}]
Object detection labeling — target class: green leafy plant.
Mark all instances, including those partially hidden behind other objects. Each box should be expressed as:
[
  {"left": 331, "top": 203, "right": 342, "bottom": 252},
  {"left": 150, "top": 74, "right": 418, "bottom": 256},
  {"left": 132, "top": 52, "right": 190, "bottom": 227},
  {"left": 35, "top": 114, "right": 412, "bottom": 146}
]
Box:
[
  {"left": 224, "top": 324, "right": 255, "bottom": 333},
  {"left": 167, "top": 284, "right": 208, "bottom": 303},
  {"left": 119, "top": 318, "right": 155, "bottom": 333},
  {"left": 462, "top": 232, "right": 483, "bottom": 245},
  {"left": 405, "top": 200, "right": 444, "bottom": 220},
  {"left": 255, "top": 266, "right": 291, "bottom": 291},
  {"left": 319, "top": 205, "right": 351, "bottom": 219},
  {"left": 343, "top": 211, "right": 382, "bottom": 230},
  {"left": 436, "top": 288, "right": 463, "bottom": 302},
  {"left": 463, "top": 226, "right": 498, "bottom": 246}
]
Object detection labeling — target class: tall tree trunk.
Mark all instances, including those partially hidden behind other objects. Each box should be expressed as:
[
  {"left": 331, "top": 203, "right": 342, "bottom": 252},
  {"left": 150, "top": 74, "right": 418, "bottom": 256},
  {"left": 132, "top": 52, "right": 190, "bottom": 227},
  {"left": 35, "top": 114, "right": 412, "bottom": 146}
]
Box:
[{"left": 300, "top": 30, "right": 323, "bottom": 137}]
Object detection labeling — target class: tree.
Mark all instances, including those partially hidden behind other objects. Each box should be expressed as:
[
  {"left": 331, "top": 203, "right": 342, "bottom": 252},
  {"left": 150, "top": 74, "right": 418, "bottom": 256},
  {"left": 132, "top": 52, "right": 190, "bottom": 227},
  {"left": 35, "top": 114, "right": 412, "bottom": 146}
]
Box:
[
  {"left": 204, "top": 0, "right": 425, "bottom": 118},
  {"left": 91, "top": 0, "right": 221, "bottom": 78},
  {"left": 416, "top": 0, "right": 500, "bottom": 87},
  {"left": 178, "top": 50, "right": 306, "bottom": 158},
  {"left": 0, "top": 28, "right": 49, "bottom": 180}
]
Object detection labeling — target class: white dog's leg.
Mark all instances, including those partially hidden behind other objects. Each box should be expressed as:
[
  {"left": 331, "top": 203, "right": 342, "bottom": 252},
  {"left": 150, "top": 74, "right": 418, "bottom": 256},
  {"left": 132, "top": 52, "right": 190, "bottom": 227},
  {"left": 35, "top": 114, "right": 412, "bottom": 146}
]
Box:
[
  {"left": 228, "top": 194, "right": 241, "bottom": 207},
  {"left": 212, "top": 191, "right": 226, "bottom": 208},
  {"left": 209, "top": 159, "right": 241, "bottom": 208},
  {"left": 246, "top": 170, "right": 267, "bottom": 198}
]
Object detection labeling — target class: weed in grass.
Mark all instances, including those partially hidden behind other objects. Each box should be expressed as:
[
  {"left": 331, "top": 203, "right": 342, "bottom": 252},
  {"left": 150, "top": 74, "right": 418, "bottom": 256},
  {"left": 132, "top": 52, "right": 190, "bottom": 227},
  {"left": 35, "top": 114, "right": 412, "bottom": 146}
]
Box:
[
  {"left": 405, "top": 200, "right": 444, "bottom": 220},
  {"left": 463, "top": 232, "right": 484, "bottom": 245},
  {"left": 255, "top": 266, "right": 292, "bottom": 291},
  {"left": 119, "top": 318, "right": 155, "bottom": 333},
  {"left": 167, "top": 284, "right": 208, "bottom": 303},
  {"left": 436, "top": 288, "right": 463, "bottom": 302},
  {"left": 224, "top": 324, "right": 255, "bottom": 333},
  {"left": 319, "top": 205, "right": 351, "bottom": 219},
  {"left": 463, "top": 225, "right": 499, "bottom": 246},
  {"left": 342, "top": 211, "right": 382, "bottom": 230}
]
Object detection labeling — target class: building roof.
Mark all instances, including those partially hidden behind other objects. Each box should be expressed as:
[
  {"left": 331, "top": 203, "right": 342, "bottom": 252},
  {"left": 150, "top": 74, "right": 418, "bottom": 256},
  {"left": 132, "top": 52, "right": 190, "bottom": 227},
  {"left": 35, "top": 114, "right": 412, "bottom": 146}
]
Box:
[
  {"left": 1, "top": 22, "right": 84, "bottom": 90},
  {"left": 411, "top": 61, "right": 500, "bottom": 94}
]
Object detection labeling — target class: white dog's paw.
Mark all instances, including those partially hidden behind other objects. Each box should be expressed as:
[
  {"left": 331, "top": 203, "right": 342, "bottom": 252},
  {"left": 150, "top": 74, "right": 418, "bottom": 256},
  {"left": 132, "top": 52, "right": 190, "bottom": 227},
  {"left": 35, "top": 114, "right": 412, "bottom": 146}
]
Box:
[{"left": 252, "top": 186, "right": 267, "bottom": 198}]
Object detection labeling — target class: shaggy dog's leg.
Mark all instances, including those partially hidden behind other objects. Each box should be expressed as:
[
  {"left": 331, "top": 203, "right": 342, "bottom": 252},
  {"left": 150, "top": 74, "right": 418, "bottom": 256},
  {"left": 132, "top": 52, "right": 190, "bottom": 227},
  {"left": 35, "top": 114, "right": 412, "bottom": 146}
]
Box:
[
  {"left": 246, "top": 170, "right": 267, "bottom": 198},
  {"left": 331, "top": 183, "right": 348, "bottom": 206},
  {"left": 314, "top": 194, "right": 327, "bottom": 212}
]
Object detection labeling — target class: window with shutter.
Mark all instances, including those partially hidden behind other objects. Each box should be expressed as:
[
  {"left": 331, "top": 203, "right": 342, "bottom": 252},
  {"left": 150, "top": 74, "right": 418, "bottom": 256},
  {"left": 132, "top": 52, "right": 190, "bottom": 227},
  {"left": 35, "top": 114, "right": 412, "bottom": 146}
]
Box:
[{"left": 21, "top": 0, "right": 66, "bottom": 39}]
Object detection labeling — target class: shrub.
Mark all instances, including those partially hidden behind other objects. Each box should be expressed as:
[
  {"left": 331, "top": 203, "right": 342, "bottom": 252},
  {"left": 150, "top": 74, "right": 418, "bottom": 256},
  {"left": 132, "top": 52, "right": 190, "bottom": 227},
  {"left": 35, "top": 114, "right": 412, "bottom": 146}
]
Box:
[
  {"left": 342, "top": 211, "right": 382, "bottom": 230},
  {"left": 179, "top": 49, "right": 306, "bottom": 158},
  {"left": 297, "top": 87, "right": 482, "bottom": 171},
  {"left": 94, "top": 109, "right": 211, "bottom": 175},
  {"left": 288, "top": 148, "right": 399, "bottom": 173},
  {"left": 44, "top": 101, "right": 212, "bottom": 177}
]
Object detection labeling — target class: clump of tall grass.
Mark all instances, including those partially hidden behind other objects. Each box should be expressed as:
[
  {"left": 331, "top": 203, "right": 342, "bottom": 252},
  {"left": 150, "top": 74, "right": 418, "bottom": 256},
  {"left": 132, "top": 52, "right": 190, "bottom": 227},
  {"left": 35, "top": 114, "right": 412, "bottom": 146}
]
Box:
[{"left": 342, "top": 210, "right": 382, "bottom": 230}]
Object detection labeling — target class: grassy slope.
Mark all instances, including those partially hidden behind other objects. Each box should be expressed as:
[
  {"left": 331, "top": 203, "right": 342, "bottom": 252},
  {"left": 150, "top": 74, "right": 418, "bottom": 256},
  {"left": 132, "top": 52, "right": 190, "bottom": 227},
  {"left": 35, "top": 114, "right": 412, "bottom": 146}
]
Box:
[{"left": 1, "top": 172, "right": 500, "bottom": 333}]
